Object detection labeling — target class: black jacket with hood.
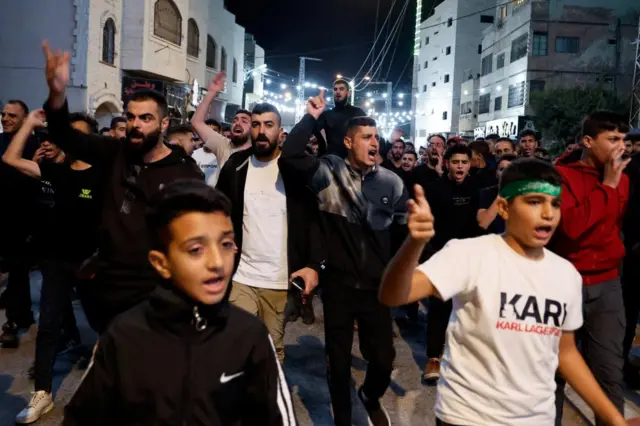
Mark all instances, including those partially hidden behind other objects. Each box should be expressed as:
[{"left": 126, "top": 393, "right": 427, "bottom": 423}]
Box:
[
  {"left": 63, "top": 284, "right": 295, "bottom": 426},
  {"left": 215, "top": 147, "right": 325, "bottom": 277},
  {"left": 44, "top": 101, "right": 204, "bottom": 307}
]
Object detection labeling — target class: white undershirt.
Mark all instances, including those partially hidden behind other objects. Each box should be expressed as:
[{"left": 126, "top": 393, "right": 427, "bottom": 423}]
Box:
[{"left": 234, "top": 155, "right": 289, "bottom": 290}]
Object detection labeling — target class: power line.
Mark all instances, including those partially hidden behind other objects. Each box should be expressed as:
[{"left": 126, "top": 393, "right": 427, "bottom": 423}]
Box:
[
  {"left": 419, "top": 0, "right": 516, "bottom": 31},
  {"left": 253, "top": 42, "right": 374, "bottom": 61}
]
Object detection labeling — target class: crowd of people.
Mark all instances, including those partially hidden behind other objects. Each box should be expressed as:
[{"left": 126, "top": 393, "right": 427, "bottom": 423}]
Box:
[{"left": 0, "top": 39, "right": 640, "bottom": 426}]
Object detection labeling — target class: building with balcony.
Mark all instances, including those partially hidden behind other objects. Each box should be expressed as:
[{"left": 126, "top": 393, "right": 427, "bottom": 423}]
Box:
[
  {"left": 412, "top": 0, "right": 494, "bottom": 147},
  {"left": 472, "top": 0, "right": 640, "bottom": 139},
  {"left": 0, "top": 0, "right": 256, "bottom": 128}
]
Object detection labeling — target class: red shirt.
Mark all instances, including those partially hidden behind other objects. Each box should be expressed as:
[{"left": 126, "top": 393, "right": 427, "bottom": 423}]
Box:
[{"left": 552, "top": 161, "right": 629, "bottom": 285}]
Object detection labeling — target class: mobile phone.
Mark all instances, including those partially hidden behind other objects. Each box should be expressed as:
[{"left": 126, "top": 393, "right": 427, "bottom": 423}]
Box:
[{"left": 290, "top": 277, "right": 305, "bottom": 292}]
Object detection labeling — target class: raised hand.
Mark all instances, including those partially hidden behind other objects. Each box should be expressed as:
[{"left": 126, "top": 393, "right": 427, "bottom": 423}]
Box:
[
  {"left": 25, "top": 109, "right": 47, "bottom": 129},
  {"left": 42, "top": 40, "right": 70, "bottom": 96},
  {"left": 407, "top": 184, "right": 435, "bottom": 243},
  {"left": 603, "top": 146, "right": 631, "bottom": 189},
  {"left": 207, "top": 72, "right": 226, "bottom": 94},
  {"left": 307, "top": 89, "right": 326, "bottom": 120}
]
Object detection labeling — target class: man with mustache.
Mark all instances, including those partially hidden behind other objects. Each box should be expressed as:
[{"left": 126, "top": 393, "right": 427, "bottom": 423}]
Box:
[
  {"left": 41, "top": 41, "right": 203, "bottom": 333},
  {"left": 192, "top": 73, "right": 252, "bottom": 177},
  {"left": 412, "top": 134, "right": 445, "bottom": 193},
  {"left": 215, "top": 103, "right": 323, "bottom": 362}
]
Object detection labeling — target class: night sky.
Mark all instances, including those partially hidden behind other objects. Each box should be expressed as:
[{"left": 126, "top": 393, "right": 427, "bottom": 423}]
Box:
[{"left": 224, "top": 0, "right": 424, "bottom": 97}]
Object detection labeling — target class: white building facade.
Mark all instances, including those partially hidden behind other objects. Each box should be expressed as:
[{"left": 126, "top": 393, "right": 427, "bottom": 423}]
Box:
[
  {"left": 413, "top": 0, "right": 494, "bottom": 146},
  {"left": 0, "top": 0, "right": 257, "bottom": 128}
]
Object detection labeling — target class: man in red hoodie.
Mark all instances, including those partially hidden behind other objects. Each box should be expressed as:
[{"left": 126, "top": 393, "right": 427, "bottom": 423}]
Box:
[{"left": 553, "top": 111, "right": 630, "bottom": 425}]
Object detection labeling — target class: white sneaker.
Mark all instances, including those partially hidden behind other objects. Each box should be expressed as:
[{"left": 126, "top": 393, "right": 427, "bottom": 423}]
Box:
[{"left": 15, "top": 390, "right": 54, "bottom": 424}]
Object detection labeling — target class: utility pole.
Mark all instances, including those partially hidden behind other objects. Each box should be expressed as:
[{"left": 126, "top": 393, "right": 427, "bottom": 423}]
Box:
[
  {"left": 296, "top": 56, "right": 321, "bottom": 123},
  {"left": 630, "top": 16, "right": 640, "bottom": 128}
]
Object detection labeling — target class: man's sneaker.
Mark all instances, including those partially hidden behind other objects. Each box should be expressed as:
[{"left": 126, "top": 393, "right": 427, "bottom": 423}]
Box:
[
  {"left": 15, "top": 390, "right": 54, "bottom": 424},
  {"left": 422, "top": 358, "right": 441, "bottom": 383},
  {"left": 0, "top": 322, "right": 19, "bottom": 348},
  {"left": 357, "top": 386, "right": 391, "bottom": 426},
  {"left": 301, "top": 296, "right": 315, "bottom": 325}
]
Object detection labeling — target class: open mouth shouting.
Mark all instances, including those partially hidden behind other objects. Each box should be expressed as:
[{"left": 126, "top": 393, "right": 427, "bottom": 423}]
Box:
[
  {"left": 533, "top": 225, "right": 553, "bottom": 241},
  {"left": 202, "top": 276, "right": 226, "bottom": 295},
  {"left": 367, "top": 148, "right": 378, "bottom": 162}
]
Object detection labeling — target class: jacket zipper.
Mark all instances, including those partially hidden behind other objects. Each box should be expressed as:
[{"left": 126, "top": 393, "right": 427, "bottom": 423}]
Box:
[{"left": 181, "top": 306, "right": 208, "bottom": 426}]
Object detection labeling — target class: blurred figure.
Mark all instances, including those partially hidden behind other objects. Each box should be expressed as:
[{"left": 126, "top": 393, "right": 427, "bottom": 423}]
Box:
[
  {"left": 534, "top": 147, "right": 551, "bottom": 163},
  {"left": 99, "top": 127, "right": 111, "bottom": 136},
  {"left": 494, "top": 137, "right": 515, "bottom": 157},
  {"left": 205, "top": 118, "right": 221, "bottom": 134},
  {"left": 279, "top": 131, "right": 289, "bottom": 148},
  {"left": 517, "top": 129, "right": 538, "bottom": 157},
  {"left": 109, "top": 116, "right": 127, "bottom": 139},
  {"left": 166, "top": 124, "right": 197, "bottom": 156},
  {"left": 307, "top": 135, "right": 319, "bottom": 156},
  {"left": 485, "top": 133, "right": 499, "bottom": 154},
  {"left": 401, "top": 151, "right": 417, "bottom": 172},
  {"left": 627, "top": 132, "right": 640, "bottom": 154},
  {"left": 222, "top": 125, "right": 232, "bottom": 139},
  {"left": 381, "top": 139, "right": 406, "bottom": 176}
]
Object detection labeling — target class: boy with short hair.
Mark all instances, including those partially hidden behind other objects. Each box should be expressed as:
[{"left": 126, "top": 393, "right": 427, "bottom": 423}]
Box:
[
  {"left": 63, "top": 180, "right": 295, "bottom": 426},
  {"left": 552, "top": 111, "right": 630, "bottom": 424},
  {"left": 379, "top": 158, "right": 625, "bottom": 426}
]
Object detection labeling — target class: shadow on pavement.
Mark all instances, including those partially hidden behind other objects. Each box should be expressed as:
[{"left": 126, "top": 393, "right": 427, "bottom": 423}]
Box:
[{"left": 0, "top": 375, "right": 27, "bottom": 425}]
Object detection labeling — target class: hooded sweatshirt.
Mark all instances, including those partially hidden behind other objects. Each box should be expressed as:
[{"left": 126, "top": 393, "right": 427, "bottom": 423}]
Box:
[{"left": 552, "top": 161, "right": 629, "bottom": 285}]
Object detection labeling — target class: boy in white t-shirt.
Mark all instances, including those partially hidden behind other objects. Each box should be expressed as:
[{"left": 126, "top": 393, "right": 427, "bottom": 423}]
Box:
[{"left": 379, "top": 158, "right": 626, "bottom": 426}]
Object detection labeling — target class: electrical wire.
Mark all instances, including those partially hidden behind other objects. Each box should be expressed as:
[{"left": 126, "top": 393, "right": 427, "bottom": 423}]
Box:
[{"left": 419, "top": 0, "right": 517, "bottom": 31}]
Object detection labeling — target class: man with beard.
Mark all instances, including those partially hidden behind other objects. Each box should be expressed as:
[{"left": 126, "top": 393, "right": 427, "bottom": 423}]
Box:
[
  {"left": 215, "top": 103, "right": 323, "bottom": 362},
  {"left": 192, "top": 73, "right": 251, "bottom": 171},
  {"left": 0, "top": 99, "right": 41, "bottom": 340},
  {"left": 412, "top": 134, "right": 445, "bottom": 192},
  {"left": 41, "top": 41, "right": 203, "bottom": 333},
  {"left": 381, "top": 139, "right": 406, "bottom": 177},
  {"left": 314, "top": 79, "right": 366, "bottom": 158}
]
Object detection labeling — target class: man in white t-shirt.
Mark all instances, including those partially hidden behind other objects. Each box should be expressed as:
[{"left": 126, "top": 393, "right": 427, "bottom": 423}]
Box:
[
  {"left": 215, "top": 103, "right": 323, "bottom": 362},
  {"left": 191, "top": 146, "right": 219, "bottom": 186},
  {"left": 379, "top": 158, "right": 626, "bottom": 426},
  {"left": 191, "top": 73, "right": 251, "bottom": 172}
]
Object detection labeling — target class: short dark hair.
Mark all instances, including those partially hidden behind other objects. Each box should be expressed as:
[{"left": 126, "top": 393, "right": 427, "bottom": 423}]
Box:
[
  {"left": 392, "top": 139, "right": 406, "bottom": 149},
  {"left": 99, "top": 126, "right": 111, "bottom": 134},
  {"left": 205, "top": 119, "right": 221, "bottom": 128},
  {"left": 404, "top": 151, "right": 417, "bottom": 160},
  {"left": 468, "top": 140, "right": 491, "bottom": 160},
  {"left": 497, "top": 154, "right": 518, "bottom": 164},
  {"left": 251, "top": 103, "right": 281, "bottom": 126},
  {"left": 485, "top": 134, "right": 500, "bottom": 141},
  {"left": 69, "top": 112, "right": 98, "bottom": 134},
  {"left": 346, "top": 116, "right": 377, "bottom": 137},
  {"left": 128, "top": 90, "right": 168, "bottom": 119},
  {"left": 167, "top": 124, "right": 194, "bottom": 138},
  {"left": 518, "top": 129, "right": 537, "bottom": 142},
  {"left": 496, "top": 137, "right": 515, "bottom": 149},
  {"left": 147, "top": 180, "right": 232, "bottom": 252},
  {"left": 110, "top": 116, "right": 126, "bottom": 129},
  {"left": 7, "top": 99, "right": 29, "bottom": 115},
  {"left": 334, "top": 79, "right": 350, "bottom": 90},
  {"left": 428, "top": 134, "right": 446, "bottom": 144},
  {"left": 626, "top": 132, "right": 640, "bottom": 143},
  {"left": 235, "top": 109, "right": 252, "bottom": 118},
  {"left": 582, "top": 110, "right": 630, "bottom": 139},
  {"left": 499, "top": 158, "right": 562, "bottom": 194},
  {"left": 444, "top": 143, "right": 472, "bottom": 161}
]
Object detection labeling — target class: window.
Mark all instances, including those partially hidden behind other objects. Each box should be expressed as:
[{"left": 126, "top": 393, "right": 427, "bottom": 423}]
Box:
[
  {"left": 460, "top": 101, "right": 473, "bottom": 115},
  {"left": 424, "top": 61, "right": 428, "bottom": 68},
  {"left": 423, "top": 85, "right": 427, "bottom": 92},
  {"left": 494, "top": 96, "right": 502, "bottom": 111},
  {"left": 481, "top": 54, "right": 493, "bottom": 76},
  {"left": 508, "top": 81, "right": 525, "bottom": 108},
  {"left": 432, "top": 81, "right": 436, "bottom": 87},
  {"left": 232, "top": 58, "right": 238, "bottom": 83},
  {"left": 444, "top": 74, "right": 450, "bottom": 83},
  {"left": 221, "top": 48, "right": 227, "bottom": 72},
  {"left": 478, "top": 44, "right": 482, "bottom": 54},
  {"left": 419, "top": 129, "right": 427, "bottom": 137},
  {"left": 479, "top": 94, "right": 491, "bottom": 114},
  {"left": 206, "top": 36, "right": 217, "bottom": 68},
  {"left": 426, "top": 36, "right": 430, "bottom": 45},
  {"left": 532, "top": 32, "right": 548, "bottom": 56},
  {"left": 418, "top": 63, "right": 421, "bottom": 71},
  {"left": 433, "top": 56, "right": 437, "bottom": 61},
  {"left": 496, "top": 53, "right": 505, "bottom": 69},
  {"left": 446, "top": 46, "right": 451, "bottom": 55},
  {"left": 555, "top": 36, "right": 579, "bottom": 53},
  {"left": 510, "top": 33, "right": 528, "bottom": 62},
  {"left": 442, "top": 111, "right": 448, "bottom": 120},
  {"left": 187, "top": 18, "right": 199, "bottom": 57},
  {"left": 447, "top": 18, "right": 453, "bottom": 27},
  {"left": 530, "top": 80, "right": 546, "bottom": 93},
  {"left": 102, "top": 18, "right": 116, "bottom": 64},
  {"left": 154, "top": 0, "right": 182, "bottom": 45}
]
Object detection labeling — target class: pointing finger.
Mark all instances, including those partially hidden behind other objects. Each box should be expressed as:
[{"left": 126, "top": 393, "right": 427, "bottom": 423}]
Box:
[
  {"left": 319, "top": 88, "right": 326, "bottom": 100},
  {"left": 413, "top": 184, "right": 427, "bottom": 205}
]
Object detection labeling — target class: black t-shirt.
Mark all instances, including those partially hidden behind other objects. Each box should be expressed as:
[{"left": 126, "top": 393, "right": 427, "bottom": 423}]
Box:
[
  {"left": 478, "top": 185, "right": 505, "bottom": 235},
  {"left": 381, "top": 159, "right": 406, "bottom": 180},
  {"left": 315, "top": 104, "right": 367, "bottom": 158},
  {"left": 40, "top": 162, "right": 103, "bottom": 261}
]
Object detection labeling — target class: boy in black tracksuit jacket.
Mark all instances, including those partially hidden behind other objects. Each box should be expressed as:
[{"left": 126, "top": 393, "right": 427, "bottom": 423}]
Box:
[{"left": 63, "top": 181, "right": 295, "bottom": 426}]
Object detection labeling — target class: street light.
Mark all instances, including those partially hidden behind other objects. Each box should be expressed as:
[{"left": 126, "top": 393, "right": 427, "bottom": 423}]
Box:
[
  {"left": 266, "top": 79, "right": 272, "bottom": 85},
  {"left": 398, "top": 93, "right": 404, "bottom": 99},
  {"left": 281, "top": 83, "right": 287, "bottom": 89},
  {"left": 398, "top": 101, "right": 404, "bottom": 106},
  {"left": 337, "top": 74, "right": 343, "bottom": 79}
]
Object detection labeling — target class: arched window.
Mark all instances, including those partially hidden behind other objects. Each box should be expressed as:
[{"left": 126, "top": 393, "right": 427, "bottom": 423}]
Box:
[
  {"left": 221, "top": 48, "right": 227, "bottom": 73},
  {"left": 206, "top": 36, "right": 217, "bottom": 68},
  {"left": 232, "top": 58, "right": 238, "bottom": 83},
  {"left": 102, "top": 18, "right": 116, "bottom": 64},
  {"left": 187, "top": 18, "right": 199, "bottom": 57},
  {"left": 154, "top": 0, "right": 182, "bottom": 45}
]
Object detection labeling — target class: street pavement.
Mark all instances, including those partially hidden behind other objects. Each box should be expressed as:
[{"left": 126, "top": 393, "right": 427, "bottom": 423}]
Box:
[{"left": 0, "top": 273, "right": 595, "bottom": 425}]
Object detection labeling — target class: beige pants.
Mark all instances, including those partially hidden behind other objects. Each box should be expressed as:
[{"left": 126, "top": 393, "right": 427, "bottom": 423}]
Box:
[{"left": 230, "top": 282, "right": 288, "bottom": 361}]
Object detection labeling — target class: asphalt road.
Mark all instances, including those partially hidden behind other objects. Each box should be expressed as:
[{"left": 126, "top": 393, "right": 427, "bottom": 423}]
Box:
[{"left": 0, "top": 273, "right": 587, "bottom": 425}]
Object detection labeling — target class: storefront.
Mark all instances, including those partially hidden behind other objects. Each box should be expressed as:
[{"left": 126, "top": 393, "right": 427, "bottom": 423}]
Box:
[
  {"left": 121, "top": 75, "right": 190, "bottom": 126},
  {"left": 482, "top": 116, "right": 538, "bottom": 140}
]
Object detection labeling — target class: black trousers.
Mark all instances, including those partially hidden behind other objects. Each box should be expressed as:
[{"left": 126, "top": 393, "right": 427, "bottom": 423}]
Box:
[
  {"left": 4, "top": 260, "right": 33, "bottom": 326},
  {"left": 555, "top": 278, "right": 625, "bottom": 426},
  {"left": 34, "top": 261, "right": 81, "bottom": 392},
  {"left": 622, "top": 251, "right": 640, "bottom": 372},
  {"left": 322, "top": 282, "right": 395, "bottom": 426},
  {"left": 427, "top": 297, "right": 452, "bottom": 358}
]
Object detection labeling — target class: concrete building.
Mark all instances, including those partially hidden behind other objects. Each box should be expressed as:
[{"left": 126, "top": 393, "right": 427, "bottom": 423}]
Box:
[
  {"left": 243, "top": 33, "right": 266, "bottom": 110},
  {"left": 413, "top": 0, "right": 494, "bottom": 147},
  {"left": 0, "top": 0, "right": 255, "bottom": 128},
  {"left": 468, "top": 0, "right": 640, "bottom": 139}
]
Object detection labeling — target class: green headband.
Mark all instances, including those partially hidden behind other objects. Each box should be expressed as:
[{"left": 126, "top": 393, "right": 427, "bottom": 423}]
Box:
[{"left": 499, "top": 180, "right": 561, "bottom": 200}]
